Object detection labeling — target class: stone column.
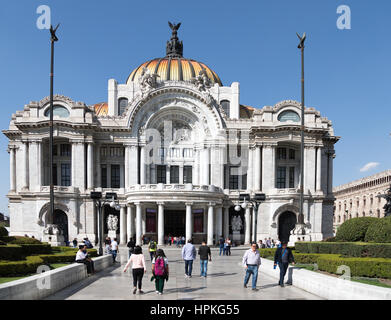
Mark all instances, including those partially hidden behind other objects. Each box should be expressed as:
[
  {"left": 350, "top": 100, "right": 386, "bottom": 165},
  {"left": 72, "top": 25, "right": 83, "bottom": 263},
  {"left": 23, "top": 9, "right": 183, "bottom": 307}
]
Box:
[
  {"left": 157, "top": 202, "right": 165, "bottom": 246},
  {"left": 247, "top": 147, "right": 253, "bottom": 191},
  {"left": 223, "top": 206, "right": 229, "bottom": 239},
  {"left": 140, "top": 146, "right": 146, "bottom": 184},
  {"left": 9, "top": 147, "right": 16, "bottom": 192},
  {"left": 216, "top": 206, "right": 223, "bottom": 239},
  {"left": 120, "top": 206, "right": 126, "bottom": 244},
  {"left": 316, "top": 147, "right": 322, "bottom": 191},
  {"left": 193, "top": 149, "right": 200, "bottom": 185},
  {"left": 254, "top": 146, "right": 261, "bottom": 191},
  {"left": 128, "top": 145, "right": 138, "bottom": 185},
  {"left": 166, "top": 165, "right": 171, "bottom": 184},
  {"left": 179, "top": 165, "right": 184, "bottom": 184},
  {"left": 72, "top": 141, "right": 86, "bottom": 189},
  {"left": 22, "top": 142, "right": 29, "bottom": 190},
  {"left": 202, "top": 147, "right": 210, "bottom": 185},
  {"left": 135, "top": 202, "right": 142, "bottom": 245},
  {"left": 124, "top": 145, "right": 129, "bottom": 189},
  {"left": 262, "top": 145, "right": 275, "bottom": 192},
  {"left": 96, "top": 144, "right": 101, "bottom": 187},
  {"left": 127, "top": 205, "right": 134, "bottom": 240},
  {"left": 251, "top": 207, "right": 256, "bottom": 242},
  {"left": 87, "top": 143, "right": 94, "bottom": 189},
  {"left": 185, "top": 202, "right": 193, "bottom": 241},
  {"left": 28, "top": 142, "right": 39, "bottom": 191},
  {"left": 328, "top": 151, "right": 334, "bottom": 194},
  {"left": 207, "top": 203, "right": 215, "bottom": 245},
  {"left": 245, "top": 206, "right": 251, "bottom": 244},
  {"left": 142, "top": 209, "right": 146, "bottom": 235}
]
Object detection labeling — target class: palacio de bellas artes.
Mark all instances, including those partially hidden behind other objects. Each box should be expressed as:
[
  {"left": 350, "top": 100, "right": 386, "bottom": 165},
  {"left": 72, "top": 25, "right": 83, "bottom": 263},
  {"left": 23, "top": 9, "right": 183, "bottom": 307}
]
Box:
[{"left": 3, "top": 22, "right": 338, "bottom": 248}]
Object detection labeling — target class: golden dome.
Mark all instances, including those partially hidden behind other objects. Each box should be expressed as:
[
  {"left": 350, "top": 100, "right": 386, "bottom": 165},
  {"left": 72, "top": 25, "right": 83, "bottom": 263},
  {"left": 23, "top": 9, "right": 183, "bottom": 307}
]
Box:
[{"left": 127, "top": 57, "right": 222, "bottom": 86}]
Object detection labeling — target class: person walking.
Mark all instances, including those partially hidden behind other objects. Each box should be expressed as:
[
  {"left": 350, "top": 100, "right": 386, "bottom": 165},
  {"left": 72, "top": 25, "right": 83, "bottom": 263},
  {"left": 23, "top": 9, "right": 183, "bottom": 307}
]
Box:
[
  {"left": 111, "top": 237, "right": 119, "bottom": 263},
  {"left": 123, "top": 245, "right": 146, "bottom": 294},
  {"left": 182, "top": 239, "right": 196, "bottom": 278},
  {"left": 72, "top": 238, "right": 78, "bottom": 248},
  {"left": 274, "top": 241, "right": 295, "bottom": 287},
  {"left": 219, "top": 237, "right": 225, "bottom": 256},
  {"left": 226, "top": 238, "right": 232, "bottom": 256},
  {"left": 242, "top": 242, "right": 261, "bottom": 291},
  {"left": 152, "top": 249, "right": 169, "bottom": 295},
  {"left": 148, "top": 239, "right": 157, "bottom": 261},
  {"left": 127, "top": 237, "right": 136, "bottom": 259},
  {"left": 105, "top": 237, "right": 111, "bottom": 255},
  {"left": 198, "top": 240, "right": 211, "bottom": 277}
]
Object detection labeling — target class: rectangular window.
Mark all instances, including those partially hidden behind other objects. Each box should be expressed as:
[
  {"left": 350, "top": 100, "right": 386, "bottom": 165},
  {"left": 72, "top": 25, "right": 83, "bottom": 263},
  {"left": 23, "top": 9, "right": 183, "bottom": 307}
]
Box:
[
  {"left": 157, "top": 165, "right": 166, "bottom": 184},
  {"left": 111, "top": 164, "right": 120, "bottom": 188},
  {"left": 277, "top": 148, "right": 286, "bottom": 160},
  {"left": 242, "top": 173, "right": 247, "bottom": 190},
  {"left": 289, "top": 149, "right": 295, "bottom": 160},
  {"left": 184, "top": 166, "right": 193, "bottom": 184},
  {"left": 53, "top": 164, "right": 57, "bottom": 186},
  {"left": 229, "top": 167, "right": 239, "bottom": 190},
  {"left": 277, "top": 166, "right": 286, "bottom": 189},
  {"left": 289, "top": 167, "right": 295, "bottom": 188},
  {"left": 101, "top": 165, "right": 107, "bottom": 188},
  {"left": 53, "top": 145, "right": 58, "bottom": 156},
  {"left": 61, "top": 163, "right": 71, "bottom": 186},
  {"left": 170, "top": 166, "right": 179, "bottom": 184},
  {"left": 60, "top": 144, "right": 71, "bottom": 157}
]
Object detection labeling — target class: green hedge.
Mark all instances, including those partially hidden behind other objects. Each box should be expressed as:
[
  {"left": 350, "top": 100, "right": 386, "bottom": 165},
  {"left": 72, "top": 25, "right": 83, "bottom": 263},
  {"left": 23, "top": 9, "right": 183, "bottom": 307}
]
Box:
[
  {"left": 0, "top": 226, "right": 8, "bottom": 237},
  {"left": 317, "top": 254, "right": 391, "bottom": 279},
  {"left": 335, "top": 217, "right": 377, "bottom": 242},
  {"left": 258, "top": 248, "right": 320, "bottom": 264},
  {"left": 0, "top": 245, "right": 25, "bottom": 261},
  {"left": 20, "top": 244, "right": 52, "bottom": 256},
  {"left": 0, "top": 256, "right": 44, "bottom": 276},
  {"left": 365, "top": 217, "right": 391, "bottom": 243},
  {"left": 295, "top": 241, "right": 391, "bottom": 258}
]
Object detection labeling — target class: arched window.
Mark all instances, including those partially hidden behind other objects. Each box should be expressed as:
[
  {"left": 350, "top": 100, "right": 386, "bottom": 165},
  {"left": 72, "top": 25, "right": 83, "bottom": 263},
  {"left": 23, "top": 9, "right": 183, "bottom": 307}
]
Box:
[
  {"left": 44, "top": 105, "right": 70, "bottom": 118},
  {"left": 278, "top": 110, "right": 300, "bottom": 122},
  {"left": 118, "top": 98, "right": 128, "bottom": 116},
  {"left": 220, "top": 100, "right": 230, "bottom": 117}
]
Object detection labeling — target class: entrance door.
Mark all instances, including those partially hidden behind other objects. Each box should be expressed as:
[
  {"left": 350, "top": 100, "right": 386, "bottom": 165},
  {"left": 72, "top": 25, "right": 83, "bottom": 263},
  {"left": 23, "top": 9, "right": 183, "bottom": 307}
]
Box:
[
  {"left": 164, "top": 210, "right": 185, "bottom": 237},
  {"left": 53, "top": 209, "right": 69, "bottom": 242},
  {"left": 278, "top": 211, "right": 297, "bottom": 242}
]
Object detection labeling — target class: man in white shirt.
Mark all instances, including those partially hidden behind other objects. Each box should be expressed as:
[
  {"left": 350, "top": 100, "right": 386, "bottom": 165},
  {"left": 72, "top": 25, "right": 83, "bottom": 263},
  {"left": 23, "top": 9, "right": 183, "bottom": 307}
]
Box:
[
  {"left": 75, "top": 244, "right": 95, "bottom": 274},
  {"left": 111, "top": 238, "right": 119, "bottom": 263},
  {"left": 242, "top": 242, "right": 261, "bottom": 290}
]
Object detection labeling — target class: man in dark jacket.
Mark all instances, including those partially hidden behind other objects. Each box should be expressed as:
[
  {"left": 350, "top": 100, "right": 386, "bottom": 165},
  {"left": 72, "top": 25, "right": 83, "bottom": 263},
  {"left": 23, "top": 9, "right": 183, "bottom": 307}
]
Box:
[
  {"left": 126, "top": 237, "right": 136, "bottom": 259},
  {"left": 198, "top": 241, "right": 212, "bottom": 277},
  {"left": 274, "top": 241, "right": 295, "bottom": 287}
]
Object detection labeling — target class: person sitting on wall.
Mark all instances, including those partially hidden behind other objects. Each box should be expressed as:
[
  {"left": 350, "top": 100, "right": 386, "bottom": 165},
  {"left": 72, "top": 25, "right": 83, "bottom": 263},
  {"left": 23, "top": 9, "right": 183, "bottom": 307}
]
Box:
[{"left": 75, "top": 244, "right": 95, "bottom": 274}]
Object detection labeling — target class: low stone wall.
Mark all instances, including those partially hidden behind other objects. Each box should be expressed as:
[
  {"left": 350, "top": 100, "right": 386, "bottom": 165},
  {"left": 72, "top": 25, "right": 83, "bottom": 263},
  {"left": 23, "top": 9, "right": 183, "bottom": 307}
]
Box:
[
  {"left": 0, "top": 255, "right": 113, "bottom": 300},
  {"left": 260, "top": 258, "right": 391, "bottom": 300}
]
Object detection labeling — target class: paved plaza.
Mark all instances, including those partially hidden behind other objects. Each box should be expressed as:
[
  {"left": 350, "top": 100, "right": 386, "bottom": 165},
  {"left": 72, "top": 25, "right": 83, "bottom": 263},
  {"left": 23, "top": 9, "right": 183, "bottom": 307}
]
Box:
[{"left": 47, "top": 246, "right": 321, "bottom": 300}]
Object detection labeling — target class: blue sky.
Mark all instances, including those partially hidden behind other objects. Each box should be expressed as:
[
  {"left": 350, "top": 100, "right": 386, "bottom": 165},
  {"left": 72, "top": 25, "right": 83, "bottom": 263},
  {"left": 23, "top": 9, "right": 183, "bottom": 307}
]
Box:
[{"left": 0, "top": 0, "right": 390, "bottom": 215}]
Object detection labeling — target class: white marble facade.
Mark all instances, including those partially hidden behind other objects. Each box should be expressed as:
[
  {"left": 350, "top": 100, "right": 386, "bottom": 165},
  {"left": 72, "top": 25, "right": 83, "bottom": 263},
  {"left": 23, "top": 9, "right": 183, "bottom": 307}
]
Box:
[{"left": 3, "top": 29, "right": 339, "bottom": 246}]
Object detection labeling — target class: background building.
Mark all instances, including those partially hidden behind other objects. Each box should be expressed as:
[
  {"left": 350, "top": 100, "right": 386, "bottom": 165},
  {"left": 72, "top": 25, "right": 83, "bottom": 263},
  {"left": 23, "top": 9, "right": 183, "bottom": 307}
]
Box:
[
  {"left": 3, "top": 25, "right": 338, "bottom": 245},
  {"left": 333, "top": 169, "right": 391, "bottom": 233}
]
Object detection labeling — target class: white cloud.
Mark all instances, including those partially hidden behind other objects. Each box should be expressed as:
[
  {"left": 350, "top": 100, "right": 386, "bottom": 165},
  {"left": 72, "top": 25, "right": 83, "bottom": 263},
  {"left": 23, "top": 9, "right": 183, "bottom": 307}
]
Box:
[{"left": 360, "top": 162, "right": 380, "bottom": 172}]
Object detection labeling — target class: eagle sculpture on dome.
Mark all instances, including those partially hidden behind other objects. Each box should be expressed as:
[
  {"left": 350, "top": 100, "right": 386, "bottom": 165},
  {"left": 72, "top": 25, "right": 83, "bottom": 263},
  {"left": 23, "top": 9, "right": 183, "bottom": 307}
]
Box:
[{"left": 168, "top": 22, "right": 181, "bottom": 34}]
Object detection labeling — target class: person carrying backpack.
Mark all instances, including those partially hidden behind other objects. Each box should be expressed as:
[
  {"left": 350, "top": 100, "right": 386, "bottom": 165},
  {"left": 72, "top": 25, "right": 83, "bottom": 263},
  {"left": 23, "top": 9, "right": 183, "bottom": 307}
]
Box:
[
  {"left": 148, "top": 240, "right": 157, "bottom": 261},
  {"left": 152, "top": 249, "right": 169, "bottom": 295}
]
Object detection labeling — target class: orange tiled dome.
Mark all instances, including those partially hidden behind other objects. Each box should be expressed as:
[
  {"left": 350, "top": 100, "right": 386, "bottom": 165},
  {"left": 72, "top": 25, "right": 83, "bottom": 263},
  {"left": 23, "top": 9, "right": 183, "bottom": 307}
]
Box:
[{"left": 127, "top": 57, "right": 222, "bottom": 86}]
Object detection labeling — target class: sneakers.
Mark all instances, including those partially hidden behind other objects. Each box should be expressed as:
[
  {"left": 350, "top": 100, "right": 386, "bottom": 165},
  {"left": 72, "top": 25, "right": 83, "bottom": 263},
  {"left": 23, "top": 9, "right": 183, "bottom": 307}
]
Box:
[
  {"left": 158, "top": 292, "right": 162, "bottom": 295},
  {"left": 244, "top": 284, "right": 247, "bottom": 288},
  {"left": 156, "top": 291, "right": 159, "bottom": 294},
  {"left": 252, "top": 288, "right": 258, "bottom": 291},
  {"left": 139, "top": 290, "right": 144, "bottom": 294},
  {"left": 133, "top": 288, "right": 137, "bottom": 294}
]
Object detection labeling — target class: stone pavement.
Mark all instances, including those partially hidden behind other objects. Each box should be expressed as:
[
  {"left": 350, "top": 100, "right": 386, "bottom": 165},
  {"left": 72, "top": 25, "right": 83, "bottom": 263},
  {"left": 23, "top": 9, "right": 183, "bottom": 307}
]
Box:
[{"left": 47, "top": 246, "right": 322, "bottom": 300}]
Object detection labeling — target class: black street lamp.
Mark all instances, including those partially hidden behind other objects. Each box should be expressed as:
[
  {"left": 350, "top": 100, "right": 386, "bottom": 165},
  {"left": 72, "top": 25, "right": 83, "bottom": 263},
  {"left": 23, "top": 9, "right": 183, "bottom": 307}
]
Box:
[
  {"left": 48, "top": 24, "right": 60, "bottom": 228},
  {"left": 297, "top": 32, "right": 306, "bottom": 227},
  {"left": 234, "top": 193, "right": 266, "bottom": 243},
  {"left": 90, "top": 192, "right": 120, "bottom": 256}
]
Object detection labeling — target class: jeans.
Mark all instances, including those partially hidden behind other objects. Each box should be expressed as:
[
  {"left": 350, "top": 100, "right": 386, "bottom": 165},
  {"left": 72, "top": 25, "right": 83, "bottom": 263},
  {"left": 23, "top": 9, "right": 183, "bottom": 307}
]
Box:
[
  {"left": 278, "top": 262, "right": 289, "bottom": 285},
  {"left": 132, "top": 268, "right": 144, "bottom": 289},
  {"left": 244, "top": 265, "right": 259, "bottom": 289},
  {"left": 128, "top": 250, "right": 133, "bottom": 259},
  {"left": 111, "top": 250, "right": 117, "bottom": 262},
  {"left": 150, "top": 251, "right": 155, "bottom": 261},
  {"left": 200, "top": 260, "right": 208, "bottom": 277},
  {"left": 184, "top": 259, "right": 194, "bottom": 276},
  {"left": 219, "top": 245, "right": 224, "bottom": 256}
]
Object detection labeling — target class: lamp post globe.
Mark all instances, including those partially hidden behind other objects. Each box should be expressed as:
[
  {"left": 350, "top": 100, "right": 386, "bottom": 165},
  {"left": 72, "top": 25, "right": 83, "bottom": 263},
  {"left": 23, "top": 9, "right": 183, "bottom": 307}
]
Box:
[{"left": 234, "top": 205, "right": 241, "bottom": 212}]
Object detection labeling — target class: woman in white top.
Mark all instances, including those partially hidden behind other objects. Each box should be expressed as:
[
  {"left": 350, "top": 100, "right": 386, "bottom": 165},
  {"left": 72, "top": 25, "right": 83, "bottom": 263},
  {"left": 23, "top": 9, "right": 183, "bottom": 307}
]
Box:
[{"left": 123, "top": 245, "right": 146, "bottom": 294}]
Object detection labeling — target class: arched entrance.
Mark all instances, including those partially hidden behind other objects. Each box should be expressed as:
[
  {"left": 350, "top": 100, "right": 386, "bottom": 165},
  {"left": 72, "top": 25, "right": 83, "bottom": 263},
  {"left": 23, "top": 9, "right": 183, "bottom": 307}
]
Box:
[
  {"left": 278, "top": 211, "right": 296, "bottom": 242},
  {"left": 53, "top": 209, "right": 69, "bottom": 243}
]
